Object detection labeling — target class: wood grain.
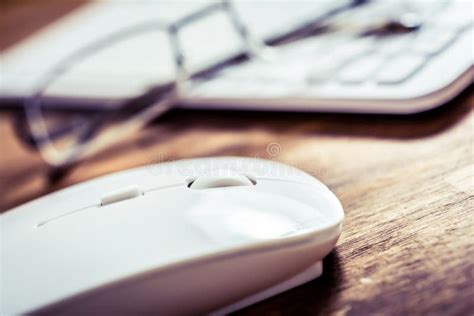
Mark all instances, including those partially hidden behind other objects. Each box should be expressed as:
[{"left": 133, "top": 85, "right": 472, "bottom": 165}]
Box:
[
  {"left": 1, "top": 2, "right": 473, "bottom": 315},
  {"left": 0, "top": 0, "right": 85, "bottom": 51}
]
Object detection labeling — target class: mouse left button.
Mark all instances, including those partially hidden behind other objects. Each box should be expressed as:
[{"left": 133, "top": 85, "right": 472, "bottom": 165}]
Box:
[{"left": 100, "top": 185, "right": 143, "bottom": 206}]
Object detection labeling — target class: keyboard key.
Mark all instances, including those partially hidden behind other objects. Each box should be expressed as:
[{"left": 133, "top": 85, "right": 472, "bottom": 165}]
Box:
[
  {"left": 338, "top": 55, "right": 385, "bottom": 84},
  {"left": 220, "top": 59, "right": 308, "bottom": 84},
  {"left": 412, "top": 28, "right": 458, "bottom": 55},
  {"left": 190, "top": 77, "right": 262, "bottom": 97},
  {"left": 433, "top": 1, "right": 473, "bottom": 31},
  {"left": 305, "top": 59, "right": 342, "bottom": 83},
  {"left": 277, "top": 36, "right": 333, "bottom": 59},
  {"left": 376, "top": 55, "right": 426, "bottom": 84},
  {"left": 378, "top": 34, "right": 415, "bottom": 56},
  {"left": 218, "top": 61, "right": 270, "bottom": 79},
  {"left": 407, "top": 0, "right": 451, "bottom": 17},
  {"left": 306, "top": 38, "right": 374, "bottom": 83}
]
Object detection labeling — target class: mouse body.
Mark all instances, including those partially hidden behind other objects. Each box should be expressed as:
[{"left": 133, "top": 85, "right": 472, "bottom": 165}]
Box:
[{"left": 1, "top": 157, "right": 344, "bottom": 315}]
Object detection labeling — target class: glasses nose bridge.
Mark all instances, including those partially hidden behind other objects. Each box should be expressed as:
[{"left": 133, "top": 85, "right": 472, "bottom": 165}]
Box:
[{"left": 166, "top": 0, "right": 263, "bottom": 84}]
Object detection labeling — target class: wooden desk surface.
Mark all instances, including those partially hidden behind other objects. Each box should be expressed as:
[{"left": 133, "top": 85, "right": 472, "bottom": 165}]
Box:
[{"left": 1, "top": 2, "right": 473, "bottom": 315}]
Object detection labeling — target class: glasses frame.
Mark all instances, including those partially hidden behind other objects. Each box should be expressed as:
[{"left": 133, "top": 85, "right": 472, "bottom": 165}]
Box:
[{"left": 23, "top": 0, "right": 265, "bottom": 168}]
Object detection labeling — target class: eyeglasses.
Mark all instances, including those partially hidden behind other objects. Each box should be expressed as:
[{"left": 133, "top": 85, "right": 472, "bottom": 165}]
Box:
[
  {"left": 17, "top": 0, "right": 370, "bottom": 172},
  {"left": 18, "top": 0, "right": 272, "bottom": 169}
]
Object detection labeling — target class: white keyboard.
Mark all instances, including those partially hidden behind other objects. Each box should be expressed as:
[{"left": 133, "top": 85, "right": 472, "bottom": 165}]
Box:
[
  {"left": 1, "top": 0, "right": 472, "bottom": 114},
  {"left": 183, "top": 0, "right": 473, "bottom": 114},
  {"left": 0, "top": 0, "right": 343, "bottom": 102}
]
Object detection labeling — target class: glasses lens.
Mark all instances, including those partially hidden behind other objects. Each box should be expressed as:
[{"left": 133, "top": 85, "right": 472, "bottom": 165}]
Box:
[{"left": 26, "top": 22, "right": 177, "bottom": 166}]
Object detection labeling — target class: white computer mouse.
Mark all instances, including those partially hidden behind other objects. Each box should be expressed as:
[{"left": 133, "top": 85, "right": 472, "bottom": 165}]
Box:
[{"left": 1, "top": 157, "right": 344, "bottom": 315}]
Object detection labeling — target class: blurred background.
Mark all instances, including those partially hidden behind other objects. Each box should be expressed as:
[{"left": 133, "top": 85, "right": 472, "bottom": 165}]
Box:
[{"left": 0, "top": 0, "right": 472, "bottom": 207}]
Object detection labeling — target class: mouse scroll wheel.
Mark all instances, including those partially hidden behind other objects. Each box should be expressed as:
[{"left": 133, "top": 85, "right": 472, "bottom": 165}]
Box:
[{"left": 189, "top": 175, "right": 255, "bottom": 189}]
